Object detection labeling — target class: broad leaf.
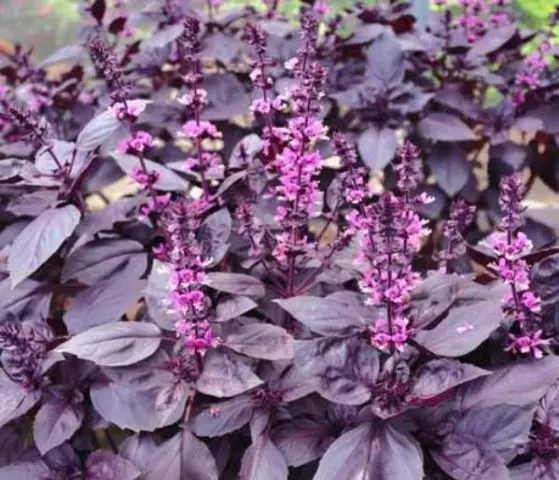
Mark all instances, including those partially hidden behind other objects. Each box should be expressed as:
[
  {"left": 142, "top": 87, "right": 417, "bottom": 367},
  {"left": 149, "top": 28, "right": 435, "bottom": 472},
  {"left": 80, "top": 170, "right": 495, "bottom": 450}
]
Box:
[
  {"left": 119, "top": 435, "right": 159, "bottom": 473},
  {"left": 86, "top": 450, "right": 141, "bottom": 480},
  {"left": 0, "top": 461, "right": 49, "bottom": 480},
  {"left": 55, "top": 322, "right": 162, "bottom": 367},
  {"left": 225, "top": 324, "right": 293, "bottom": 361},
  {"left": 357, "top": 125, "right": 397, "bottom": 171},
  {"left": 0, "top": 370, "right": 41, "bottom": 428},
  {"left": 240, "top": 435, "right": 288, "bottom": 480},
  {"left": 143, "top": 24, "right": 184, "bottom": 50},
  {"left": 111, "top": 152, "right": 190, "bottom": 191},
  {"left": 143, "top": 431, "right": 219, "bottom": 480},
  {"left": 428, "top": 143, "right": 470, "bottom": 197},
  {"left": 418, "top": 113, "right": 476, "bottom": 142},
  {"left": 276, "top": 296, "right": 368, "bottom": 337},
  {"left": 196, "top": 350, "right": 263, "bottom": 398},
  {"left": 8, "top": 205, "right": 81, "bottom": 287},
  {"left": 199, "top": 208, "right": 232, "bottom": 266},
  {"left": 33, "top": 399, "right": 84, "bottom": 455},
  {"left": 192, "top": 395, "right": 254, "bottom": 437},
  {"left": 366, "top": 33, "right": 405, "bottom": 88},
  {"left": 214, "top": 296, "right": 257, "bottom": 323},
  {"left": 38, "top": 44, "right": 84, "bottom": 68},
  {"left": 467, "top": 24, "right": 517, "bottom": 59},
  {"left": 205, "top": 273, "right": 265, "bottom": 297},
  {"left": 314, "top": 421, "right": 423, "bottom": 480}
]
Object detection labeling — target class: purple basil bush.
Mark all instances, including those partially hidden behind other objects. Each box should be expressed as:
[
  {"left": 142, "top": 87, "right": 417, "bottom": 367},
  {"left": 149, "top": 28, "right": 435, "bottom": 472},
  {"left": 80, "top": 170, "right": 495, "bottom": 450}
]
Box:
[{"left": 1, "top": 0, "right": 559, "bottom": 478}]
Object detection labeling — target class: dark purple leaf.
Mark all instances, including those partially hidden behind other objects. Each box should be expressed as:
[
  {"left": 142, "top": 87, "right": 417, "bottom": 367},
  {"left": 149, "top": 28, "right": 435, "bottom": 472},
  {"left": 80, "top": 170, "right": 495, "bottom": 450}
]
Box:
[
  {"left": 229, "top": 134, "right": 263, "bottom": 169},
  {"left": 76, "top": 107, "right": 126, "bottom": 152},
  {"left": 64, "top": 272, "right": 146, "bottom": 333},
  {"left": 536, "top": 383, "right": 559, "bottom": 430},
  {"left": 365, "top": 32, "right": 405, "bottom": 88},
  {"left": 434, "top": 84, "right": 485, "bottom": 121},
  {"left": 294, "top": 337, "right": 379, "bottom": 405},
  {"left": 62, "top": 239, "right": 146, "bottom": 285},
  {"left": 240, "top": 435, "right": 288, "bottom": 480},
  {"left": 108, "top": 16, "right": 127, "bottom": 34},
  {"left": 192, "top": 395, "right": 253, "bottom": 437},
  {"left": 412, "top": 359, "right": 490, "bottom": 402},
  {"left": 509, "top": 463, "right": 532, "bottom": 479},
  {"left": 272, "top": 419, "right": 333, "bottom": 467},
  {"left": 111, "top": 152, "right": 190, "bottom": 191},
  {"left": 0, "top": 461, "right": 49, "bottom": 480},
  {"left": 0, "top": 159, "right": 26, "bottom": 181},
  {"left": 6, "top": 191, "right": 58, "bottom": 217},
  {"left": 143, "top": 431, "right": 218, "bottom": 480},
  {"left": 414, "top": 292, "right": 504, "bottom": 357},
  {"left": 216, "top": 170, "right": 246, "bottom": 196},
  {"left": 457, "top": 356, "right": 559, "bottom": 410},
  {"left": 418, "top": 113, "right": 476, "bottom": 142},
  {"left": 119, "top": 435, "right": 159, "bottom": 473},
  {"left": 225, "top": 323, "right": 293, "bottom": 361},
  {"left": 428, "top": 143, "right": 471, "bottom": 197},
  {"left": 90, "top": 382, "right": 184, "bottom": 432},
  {"left": 145, "top": 260, "right": 174, "bottom": 330},
  {"left": 89, "top": 0, "right": 106, "bottom": 23},
  {"left": 33, "top": 398, "right": 84, "bottom": 455},
  {"left": 55, "top": 322, "right": 162, "bottom": 367},
  {"left": 275, "top": 296, "right": 368, "bottom": 337},
  {"left": 214, "top": 296, "right": 257, "bottom": 322},
  {"left": 0, "top": 277, "right": 52, "bottom": 319},
  {"left": 196, "top": 350, "right": 263, "bottom": 398},
  {"left": 314, "top": 421, "right": 423, "bottom": 480},
  {"left": 0, "top": 369, "right": 41, "bottom": 428},
  {"left": 8, "top": 205, "right": 81, "bottom": 287},
  {"left": 357, "top": 125, "right": 398, "bottom": 171},
  {"left": 199, "top": 208, "right": 231, "bottom": 267},
  {"left": 205, "top": 273, "right": 265, "bottom": 297},
  {"left": 203, "top": 32, "right": 244, "bottom": 64},
  {"left": 467, "top": 24, "right": 517, "bottom": 59},
  {"left": 86, "top": 450, "right": 140, "bottom": 480},
  {"left": 0, "top": 426, "right": 22, "bottom": 467},
  {"left": 143, "top": 24, "right": 184, "bottom": 50},
  {"left": 202, "top": 74, "right": 250, "bottom": 121},
  {"left": 489, "top": 141, "right": 529, "bottom": 177}
]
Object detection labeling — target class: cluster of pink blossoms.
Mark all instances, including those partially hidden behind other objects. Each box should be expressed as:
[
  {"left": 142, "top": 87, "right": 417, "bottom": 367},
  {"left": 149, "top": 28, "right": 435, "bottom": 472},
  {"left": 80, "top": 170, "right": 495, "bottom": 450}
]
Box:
[
  {"left": 155, "top": 198, "right": 220, "bottom": 356},
  {"left": 513, "top": 40, "right": 552, "bottom": 105},
  {"left": 484, "top": 173, "right": 550, "bottom": 358},
  {"left": 452, "top": 0, "right": 511, "bottom": 42},
  {"left": 353, "top": 142, "right": 432, "bottom": 352}
]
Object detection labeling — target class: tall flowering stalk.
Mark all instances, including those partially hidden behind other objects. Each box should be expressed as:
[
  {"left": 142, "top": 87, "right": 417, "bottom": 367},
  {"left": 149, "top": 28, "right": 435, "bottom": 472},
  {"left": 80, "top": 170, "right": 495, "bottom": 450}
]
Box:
[
  {"left": 272, "top": 13, "right": 327, "bottom": 296},
  {"left": 154, "top": 17, "right": 221, "bottom": 357},
  {"left": 88, "top": 38, "right": 165, "bottom": 217},
  {"left": 485, "top": 173, "right": 551, "bottom": 358},
  {"left": 354, "top": 142, "right": 431, "bottom": 352},
  {"left": 438, "top": 198, "right": 476, "bottom": 273}
]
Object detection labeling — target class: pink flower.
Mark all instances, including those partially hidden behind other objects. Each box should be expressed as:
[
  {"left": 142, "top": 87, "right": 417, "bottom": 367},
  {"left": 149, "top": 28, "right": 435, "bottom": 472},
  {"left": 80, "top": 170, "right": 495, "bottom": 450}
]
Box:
[
  {"left": 110, "top": 101, "right": 146, "bottom": 121},
  {"left": 521, "top": 291, "right": 542, "bottom": 313},
  {"left": 181, "top": 120, "right": 222, "bottom": 139},
  {"left": 368, "top": 317, "right": 413, "bottom": 352},
  {"left": 250, "top": 98, "right": 272, "bottom": 115},
  {"left": 313, "top": 0, "right": 328, "bottom": 16},
  {"left": 129, "top": 166, "right": 160, "bottom": 189},
  {"left": 506, "top": 330, "right": 550, "bottom": 359},
  {"left": 118, "top": 130, "right": 154, "bottom": 154},
  {"left": 177, "top": 89, "right": 208, "bottom": 108}
]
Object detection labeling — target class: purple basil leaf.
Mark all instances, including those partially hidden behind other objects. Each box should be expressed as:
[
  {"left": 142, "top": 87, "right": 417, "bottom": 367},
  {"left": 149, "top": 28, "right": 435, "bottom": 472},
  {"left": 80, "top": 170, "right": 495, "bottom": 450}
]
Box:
[
  {"left": 6, "top": 190, "right": 58, "bottom": 217},
  {"left": 0, "top": 426, "right": 23, "bottom": 467},
  {"left": 0, "top": 277, "right": 52, "bottom": 319},
  {"left": 143, "top": 431, "right": 218, "bottom": 480},
  {"left": 76, "top": 100, "right": 149, "bottom": 152},
  {"left": 192, "top": 395, "right": 254, "bottom": 437},
  {"left": 214, "top": 296, "right": 257, "bottom": 322},
  {"left": 314, "top": 421, "right": 423, "bottom": 480},
  {"left": 428, "top": 143, "right": 471, "bottom": 197},
  {"left": 532, "top": 456, "right": 559, "bottom": 479},
  {"left": 202, "top": 73, "right": 250, "bottom": 121},
  {"left": 275, "top": 296, "right": 368, "bottom": 337},
  {"left": 86, "top": 450, "right": 140, "bottom": 480},
  {"left": 38, "top": 44, "right": 84, "bottom": 69},
  {"left": 412, "top": 359, "right": 490, "bottom": 402},
  {"left": 198, "top": 208, "right": 232, "bottom": 267},
  {"left": 8, "top": 205, "right": 81, "bottom": 288},
  {"left": 64, "top": 272, "right": 146, "bottom": 333},
  {"left": 455, "top": 404, "right": 534, "bottom": 461},
  {"left": 240, "top": 433, "right": 288, "bottom": 480},
  {"left": 431, "top": 437, "right": 510, "bottom": 480},
  {"left": 0, "top": 159, "right": 26, "bottom": 180},
  {"left": 0, "top": 461, "right": 49, "bottom": 480},
  {"left": 271, "top": 419, "right": 333, "bottom": 467},
  {"left": 294, "top": 337, "right": 379, "bottom": 405},
  {"left": 414, "top": 295, "right": 504, "bottom": 357},
  {"left": 0, "top": 369, "right": 41, "bottom": 428},
  {"left": 418, "top": 113, "right": 476, "bottom": 142},
  {"left": 142, "top": 24, "right": 184, "bottom": 50},
  {"left": 111, "top": 152, "right": 190, "bottom": 191},
  {"left": 90, "top": 381, "right": 184, "bottom": 432},
  {"left": 55, "top": 322, "right": 162, "bottom": 367},
  {"left": 536, "top": 383, "right": 559, "bottom": 430},
  {"left": 365, "top": 32, "right": 405, "bottom": 89},
  {"left": 466, "top": 24, "right": 517, "bottom": 59},
  {"left": 509, "top": 463, "right": 532, "bottom": 479},
  {"left": 457, "top": 356, "right": 559, "bottom": 410},
  {"left": 62, "top": 238, "right": 146, "bottom": 285},
  {"left": 145, "top": 260, "right": 174, "bottom": 330},
  {"left": 215, "top": 170, "right": 247, "bottom": 196},
  {"left": 33, "top": 398, "right": 84, "bottom": 455},
  {"left": 35, "top": 141, "right": 86, "bottom": 177},
  {"left": 224, "top": 323, "right": 293, "bottom": 361},
  {"left": 205, "top": 272, "right": 265, "bottom": 297},
  {"left": 196, "top": 350, "right": 263, "bottom": 398},
  {"left": 119, "top": 434, "right": 159, "bottom": 473},
  {"left": 357, "top": 125, "right": 398, "bottom": 171}
]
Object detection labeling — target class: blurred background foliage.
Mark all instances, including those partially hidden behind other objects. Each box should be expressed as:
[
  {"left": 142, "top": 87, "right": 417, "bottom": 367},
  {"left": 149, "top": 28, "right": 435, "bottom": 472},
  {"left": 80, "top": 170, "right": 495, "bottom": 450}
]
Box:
[{"left": 0, "top": 0, "right": 556, "bottom": 59}]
